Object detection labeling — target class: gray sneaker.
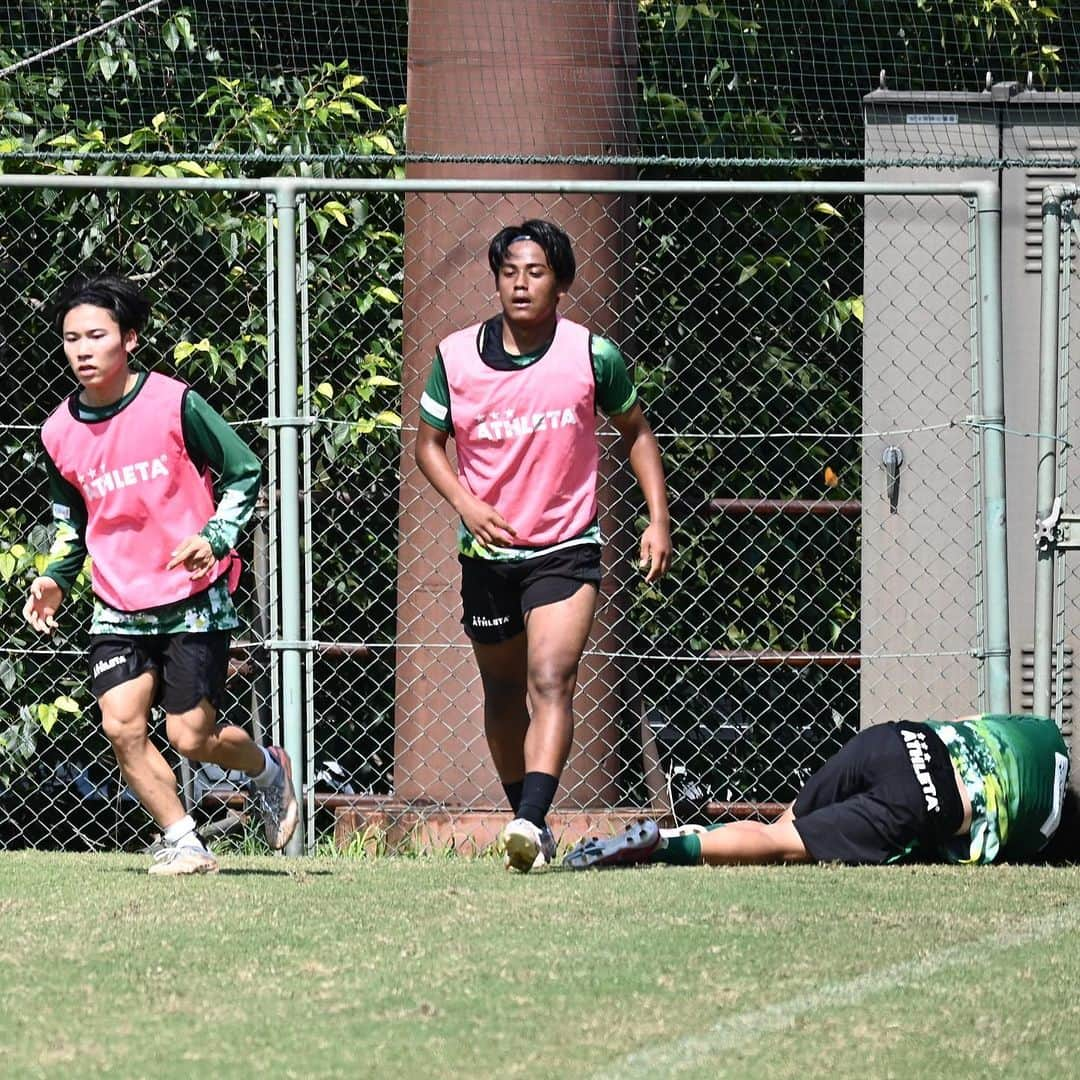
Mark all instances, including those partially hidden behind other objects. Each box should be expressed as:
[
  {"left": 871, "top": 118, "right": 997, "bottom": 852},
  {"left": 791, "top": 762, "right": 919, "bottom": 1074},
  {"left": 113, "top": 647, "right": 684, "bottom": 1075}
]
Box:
[
  {"left": 148, "top": 843, "right": 219, "bottom": 877},
  {"left": 563, "top": 818, "right": 661, "bottom": 870},
  {"left": 249, "top": 746, "right": 299, "bottom": 850}
]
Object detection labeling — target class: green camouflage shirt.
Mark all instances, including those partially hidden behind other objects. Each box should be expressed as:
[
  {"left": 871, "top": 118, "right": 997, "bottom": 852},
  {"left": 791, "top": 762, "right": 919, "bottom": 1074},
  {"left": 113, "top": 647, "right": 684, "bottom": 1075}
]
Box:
[
  {"left": 41, "top": 372, "right": 261, "bottom": 635},
  {"left": 925, "top": 714, "right": 1070, "bottom": 864}
]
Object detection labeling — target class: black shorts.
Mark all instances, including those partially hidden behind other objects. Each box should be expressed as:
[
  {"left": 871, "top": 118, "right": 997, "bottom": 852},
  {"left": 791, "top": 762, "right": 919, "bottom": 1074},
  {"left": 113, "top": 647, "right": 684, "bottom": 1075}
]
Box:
[
  {"left": 459, "top": 545, "right": 602, "bottom": 644},
  {"left": 88, "top": 631, "right": 231, "bottom": 714},
  {"left": 792, "top": 722, "right": 964, "bottom": 864}
]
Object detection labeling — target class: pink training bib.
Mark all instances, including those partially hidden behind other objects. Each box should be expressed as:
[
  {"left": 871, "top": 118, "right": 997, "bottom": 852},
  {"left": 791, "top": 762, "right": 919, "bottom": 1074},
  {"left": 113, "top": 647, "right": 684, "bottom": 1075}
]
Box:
[
  {"left": 439, "top": 317, "right": 599, "bottom": 547},
  {"left": 42, "top": 372, "right": 237, "bottom": 611}
]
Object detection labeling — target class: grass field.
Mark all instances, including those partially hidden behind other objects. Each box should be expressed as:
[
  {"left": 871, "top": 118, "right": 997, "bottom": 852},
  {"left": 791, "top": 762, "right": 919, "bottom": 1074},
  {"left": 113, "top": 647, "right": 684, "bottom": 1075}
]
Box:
[{"left": 2, "top": 851, "right": 1079, "bottom": 1079}]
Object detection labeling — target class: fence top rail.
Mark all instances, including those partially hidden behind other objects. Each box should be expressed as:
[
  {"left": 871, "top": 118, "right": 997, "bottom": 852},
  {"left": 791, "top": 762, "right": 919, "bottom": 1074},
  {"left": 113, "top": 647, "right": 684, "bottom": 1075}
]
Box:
[
  {"left": 0, "top": 174, "right": 999, "bottom": 205},
  {"left": 1043, "top": 183, "right": 1080, "bottom": 209}
]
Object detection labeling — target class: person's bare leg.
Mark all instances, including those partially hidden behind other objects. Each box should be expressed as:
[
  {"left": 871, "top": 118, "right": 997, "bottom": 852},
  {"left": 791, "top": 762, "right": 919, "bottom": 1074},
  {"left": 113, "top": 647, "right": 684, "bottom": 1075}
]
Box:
[
  {"left": 471, "top": 634, "right": 530, "bottom": 783},
  {"left": 165, "top": 700, "right": 264, "bottom": 774},
  {"left": 495, "top": 584, "right": 597, "bottom": 871},
  {"left": 99, "top": 673, "right": 186, "bottom": 828},
  {"left": 522, "top": 582, "right": 598, "bottom": 777},
  {"left": 698, "top": 818, "right": 812, "bottom": 865},
  {"left": 166, "top": 699, "right": 297, "bottom": 851}
]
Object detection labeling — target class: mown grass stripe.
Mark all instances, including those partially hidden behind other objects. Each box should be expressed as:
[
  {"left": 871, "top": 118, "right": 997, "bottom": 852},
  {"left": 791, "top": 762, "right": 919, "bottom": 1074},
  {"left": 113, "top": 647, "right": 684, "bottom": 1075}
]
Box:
[{"left": 595, "top": 904, "right": 1080, "bottom": 1079}]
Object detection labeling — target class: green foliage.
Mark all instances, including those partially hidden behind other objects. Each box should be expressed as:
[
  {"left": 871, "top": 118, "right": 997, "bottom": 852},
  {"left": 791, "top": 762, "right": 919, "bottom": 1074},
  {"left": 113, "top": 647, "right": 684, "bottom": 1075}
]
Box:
[
  {"left": 0, "top": 500, "right": 92, "bottom": 787},
  {"left": 0, "top": 2, "right": 408, "bottom": 162},
  {"left": 637, "top": 0, "right": 1070, "bottom": 159},
  {"left": 0, "top": 10, "right": 405, "bottom": 789},
  {"left": 626, "top": 186, "right": 864, "bottom": 671}
]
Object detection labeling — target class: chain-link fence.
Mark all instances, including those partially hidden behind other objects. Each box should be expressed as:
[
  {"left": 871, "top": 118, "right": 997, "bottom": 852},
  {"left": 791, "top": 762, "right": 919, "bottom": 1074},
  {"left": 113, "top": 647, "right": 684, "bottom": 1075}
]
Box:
[
  {"left": 2, "top": 2, "right": 1078, "bottom": 170},
  {"left": 0, "top": 180, "right": 278, "bottom": 849},
  {"left": 0, "top": 176, "right": 1008, "bottom": 851}
]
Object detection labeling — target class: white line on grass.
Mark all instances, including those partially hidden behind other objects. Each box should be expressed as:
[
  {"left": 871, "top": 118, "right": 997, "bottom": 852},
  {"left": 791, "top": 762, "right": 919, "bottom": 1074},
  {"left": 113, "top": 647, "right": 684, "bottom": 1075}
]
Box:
[{"left": 592, "top": 905, "right": 1080, "bottom": 1079}]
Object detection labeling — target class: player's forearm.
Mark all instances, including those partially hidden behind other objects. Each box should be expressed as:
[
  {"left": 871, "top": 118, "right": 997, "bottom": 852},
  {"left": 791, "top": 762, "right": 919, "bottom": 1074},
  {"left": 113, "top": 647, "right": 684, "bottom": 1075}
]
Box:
[
  {"left": 41, "top": 520, "right": 87, "bottom": 596},
  {"left": 626, "top": 429, "right": 670, "bottom": 527},
  {"left": 183, "top": 391, "right": 262, "bottom": 556},
  {"left": 200, "top": 471, "right": 261, "bottom": 558},
  {"left": 415, "top": 438, "right": 475, "bottom": 517}
]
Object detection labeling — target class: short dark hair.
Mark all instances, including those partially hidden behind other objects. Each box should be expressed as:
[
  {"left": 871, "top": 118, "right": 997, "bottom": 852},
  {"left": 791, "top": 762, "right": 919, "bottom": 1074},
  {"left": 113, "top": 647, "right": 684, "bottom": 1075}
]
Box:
[
  {"left": 488, "top": 219, "right": 576, "bottom": 286},
  {"left": 53, "top": 273, "right": 152, "bottom": 336}
]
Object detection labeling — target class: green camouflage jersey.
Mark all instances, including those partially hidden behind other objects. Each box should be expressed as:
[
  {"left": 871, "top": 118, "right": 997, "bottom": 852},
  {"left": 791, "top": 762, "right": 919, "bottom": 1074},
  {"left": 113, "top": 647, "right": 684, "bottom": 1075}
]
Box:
[
  {"left": 925, "top": 714, "right": 1069, "bottom": 864},
  {"left": 41, "top": 371, "right": 261, "bottom": 635},
  {"left": 418, "top": 315, "right": 638, "bottom": 562}
]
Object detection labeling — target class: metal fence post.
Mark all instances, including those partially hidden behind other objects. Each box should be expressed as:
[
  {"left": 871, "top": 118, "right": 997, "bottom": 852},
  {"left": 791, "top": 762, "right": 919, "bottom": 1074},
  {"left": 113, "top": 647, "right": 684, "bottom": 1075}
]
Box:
[
  {"left": 273, "top": 181, "right": 305, "bottom": 856},
  {"left": 975, "top": 181, "right": 1012, "bottom": 714}
]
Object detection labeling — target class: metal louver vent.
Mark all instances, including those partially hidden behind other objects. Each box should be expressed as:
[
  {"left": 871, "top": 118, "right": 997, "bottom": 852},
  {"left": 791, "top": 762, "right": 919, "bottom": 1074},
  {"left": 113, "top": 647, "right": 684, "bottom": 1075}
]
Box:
[
  {"left": 1021, "top": 644, "right": 1074, "bottom": 736},
  {"left": 1024, "top": 153, "right": 1079, "bottom": 274}
]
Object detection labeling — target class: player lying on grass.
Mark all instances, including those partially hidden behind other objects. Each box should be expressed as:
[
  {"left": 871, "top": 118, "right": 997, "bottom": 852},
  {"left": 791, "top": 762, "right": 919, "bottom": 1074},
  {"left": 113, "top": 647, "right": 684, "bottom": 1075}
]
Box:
[
  {"left": 565, "top": 714, "right": 1077, "bottom": 868},
  {"left": 22, "top": 273, "right": 297, "bottom": 876}
]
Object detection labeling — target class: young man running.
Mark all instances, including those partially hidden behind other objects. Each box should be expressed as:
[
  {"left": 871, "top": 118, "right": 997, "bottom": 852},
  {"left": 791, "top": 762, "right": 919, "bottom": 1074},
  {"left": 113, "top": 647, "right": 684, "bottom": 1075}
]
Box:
[
  {"left": 565, "top": 714, "right": 1075, "bottom": 868},
  {"left": 23, "top": 273, "right": 297, "bottom": 875},
  {"left": 415, "top": 220, "right": 672, "bottom": 871}
]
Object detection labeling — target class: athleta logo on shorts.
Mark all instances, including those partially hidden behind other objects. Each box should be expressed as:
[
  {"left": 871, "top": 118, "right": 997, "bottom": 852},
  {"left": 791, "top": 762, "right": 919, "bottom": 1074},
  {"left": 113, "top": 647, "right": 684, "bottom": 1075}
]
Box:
[
  {"left": 92, "top": 654, "right": 127, "bottom": 679},
  {"left": 472, "top": 408, "right": 579, "bottom": 442},
  {"left": 76, "top": 455, "right": 170, "bottom": 501},
  {"left": 901, "top": 728, "right": 941, "bottom": 814},
  {"left": 471, "top": 614, "right": 511, "bottom": 628}
]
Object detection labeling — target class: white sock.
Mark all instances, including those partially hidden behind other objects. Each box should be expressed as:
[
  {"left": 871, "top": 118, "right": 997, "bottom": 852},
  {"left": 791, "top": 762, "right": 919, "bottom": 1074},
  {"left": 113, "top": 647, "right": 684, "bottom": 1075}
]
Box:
[
  {"left": 249, "top": 745, "right": 280, "bottom": 789},
  {"left": 162, "top": 814, "right": 203, "bottom": 850}
]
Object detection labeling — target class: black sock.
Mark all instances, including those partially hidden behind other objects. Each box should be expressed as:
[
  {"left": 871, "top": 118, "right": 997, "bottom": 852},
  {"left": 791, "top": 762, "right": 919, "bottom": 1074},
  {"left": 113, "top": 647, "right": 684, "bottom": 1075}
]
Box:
[
  {"left": 517, "top": 771, "right": 558, "bottom": 829},
  {"left": 502, "top": 779, "right": 524, "bottom": 816}
]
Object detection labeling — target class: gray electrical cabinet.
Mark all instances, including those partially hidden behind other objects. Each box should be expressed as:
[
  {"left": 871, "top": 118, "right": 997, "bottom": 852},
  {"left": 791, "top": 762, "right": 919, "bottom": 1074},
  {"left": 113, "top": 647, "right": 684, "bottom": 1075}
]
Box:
[
  {"left": 864, "top": 88, "right": 1080, "bottom": 759},
  {"left": 862, "top": 90, "right": 999, "bottom": 728}
]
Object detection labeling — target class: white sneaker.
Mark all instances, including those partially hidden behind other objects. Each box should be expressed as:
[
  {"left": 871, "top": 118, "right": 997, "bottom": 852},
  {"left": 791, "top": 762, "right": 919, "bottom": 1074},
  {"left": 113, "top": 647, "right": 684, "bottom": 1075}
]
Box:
[
  {"left": 502, "top": 817, "right": 545, "bottom": 872},
  {"left": 148, "top": 843, "right": 219, "bottom": 877}
]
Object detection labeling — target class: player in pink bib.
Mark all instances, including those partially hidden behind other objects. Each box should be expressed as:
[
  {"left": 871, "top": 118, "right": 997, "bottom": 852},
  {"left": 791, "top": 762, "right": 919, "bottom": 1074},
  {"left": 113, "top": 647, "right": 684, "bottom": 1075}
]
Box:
[
  {"left": 23, "top": 274, "right": 298, "bottom": 875},
  {"left": 416, "top": 220, "right": 673, "bottom": 871}
]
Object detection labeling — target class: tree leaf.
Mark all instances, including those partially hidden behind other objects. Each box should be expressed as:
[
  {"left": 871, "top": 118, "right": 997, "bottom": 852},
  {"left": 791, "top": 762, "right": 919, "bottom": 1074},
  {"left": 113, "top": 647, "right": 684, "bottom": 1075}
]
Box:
[
  {"left": 36, "top": 702, "right": 59, "bottom": 735},
  {"left": 176, "top": 160, "right": 212, "bottom": 177}
]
